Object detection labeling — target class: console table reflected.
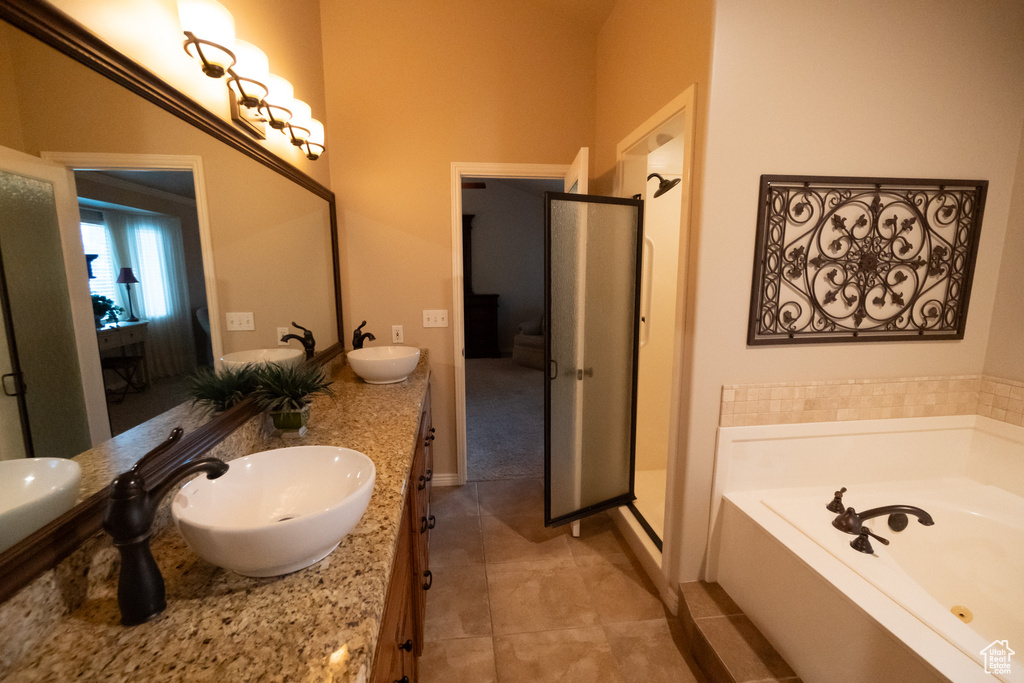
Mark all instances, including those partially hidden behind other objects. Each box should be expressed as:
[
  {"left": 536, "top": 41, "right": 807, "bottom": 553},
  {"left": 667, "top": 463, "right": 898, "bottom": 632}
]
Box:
[{"left": 96, "top": 320, "right": 149, "bottom": 402}]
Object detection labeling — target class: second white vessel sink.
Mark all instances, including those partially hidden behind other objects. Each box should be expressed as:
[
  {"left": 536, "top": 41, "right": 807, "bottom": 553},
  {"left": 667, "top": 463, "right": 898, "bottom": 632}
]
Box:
[
  {"left": 347, "top": 346, "right": 420, "bottom": 384},
  {"left": 220, "top": 348, "right": 304, "bottom": 369},
  {"left": 171, "top": 446, "right": 375, "bottom": 577},
  {"left": 0, "top": 458, "right": 81, "bottom": 553}
]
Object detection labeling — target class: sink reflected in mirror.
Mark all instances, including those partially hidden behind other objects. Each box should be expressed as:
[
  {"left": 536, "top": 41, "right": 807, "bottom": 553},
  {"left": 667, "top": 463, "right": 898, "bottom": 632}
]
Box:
[
  {"left": 0, "top": 459, "right": 81, "bottom": 553},
  {"left": 220, "top": 348, "right": 304, "bottom": 369},
  {"left": 171, "top": 446, "right": 375, "bottom": 577}
]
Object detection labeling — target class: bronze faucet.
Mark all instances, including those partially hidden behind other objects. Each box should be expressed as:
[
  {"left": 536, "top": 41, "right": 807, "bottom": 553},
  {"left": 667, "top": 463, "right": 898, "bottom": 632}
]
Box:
[
  {"left": 832, "top": 504, "right": 935, "bottom": 536},
  {"left": 352, "top": 320, "right": 376, "bottom": 349},
  {"left": 280, "top": 321, "right": 316, "bottom": 359},
  {"left": 103, "top": 428, "right": 229, "bottom": 625}
]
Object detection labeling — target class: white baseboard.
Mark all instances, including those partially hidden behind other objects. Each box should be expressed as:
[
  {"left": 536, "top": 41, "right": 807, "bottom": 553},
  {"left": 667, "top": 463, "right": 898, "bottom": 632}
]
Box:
[{"left": 431, "top": 473, "right": 461, "bottom": 486}]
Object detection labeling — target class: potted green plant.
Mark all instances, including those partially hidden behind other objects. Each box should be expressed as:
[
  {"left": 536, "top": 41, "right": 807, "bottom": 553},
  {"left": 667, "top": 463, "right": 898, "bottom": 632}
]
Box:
[
  {"left": 186, "top": 364, "right": 261, "bottom": 415},
  {"left": 254, "top": 363, "right": 334, "bottom": 438},
  {"left": 92, "top": 294, "right": 124, "bottom": 328}
]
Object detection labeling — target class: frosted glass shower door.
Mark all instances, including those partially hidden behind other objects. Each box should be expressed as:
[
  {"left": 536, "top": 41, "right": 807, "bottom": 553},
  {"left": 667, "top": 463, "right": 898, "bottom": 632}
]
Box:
[{"left": 544, "top": 192, "right": 643, "bottom": 527}]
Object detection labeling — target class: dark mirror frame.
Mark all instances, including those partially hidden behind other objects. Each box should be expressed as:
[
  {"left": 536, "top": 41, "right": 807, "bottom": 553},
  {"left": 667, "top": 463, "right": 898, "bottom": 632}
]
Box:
[{"left": 0, "top": 0, "right": 344, "bottom": 604}]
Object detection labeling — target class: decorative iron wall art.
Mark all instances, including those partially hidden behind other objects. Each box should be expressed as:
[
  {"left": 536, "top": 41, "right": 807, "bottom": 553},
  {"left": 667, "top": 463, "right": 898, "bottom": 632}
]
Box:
[{"left": 748, "top": 175, "right": 987, "bottom": 345}]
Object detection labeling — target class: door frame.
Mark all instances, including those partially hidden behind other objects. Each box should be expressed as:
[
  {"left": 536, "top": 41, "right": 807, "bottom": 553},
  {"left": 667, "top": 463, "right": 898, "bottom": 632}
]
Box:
[
  {"left": 449, "top": 162, "right": 570, "bottom": 485},
  {"left": 42, "top": 152, "right": 223, "bottom": 364},
  {"left": 609, "top": 85, "right": 698, "bottom": 612}
]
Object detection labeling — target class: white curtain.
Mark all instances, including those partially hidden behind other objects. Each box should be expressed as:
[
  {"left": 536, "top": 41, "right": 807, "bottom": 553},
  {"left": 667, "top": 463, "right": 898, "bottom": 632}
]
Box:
[{"left": 104, "top": 210, "right": 194, "bottom": 379}]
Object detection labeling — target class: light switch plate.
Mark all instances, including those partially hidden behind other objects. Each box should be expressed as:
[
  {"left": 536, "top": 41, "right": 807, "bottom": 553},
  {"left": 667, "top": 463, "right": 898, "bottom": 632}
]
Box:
[
  {"left": 226, "top": 312, "right": 254, "bottom": 331},
  {"left": 422, "top": 310, "right": 449, "bottom": 328}
]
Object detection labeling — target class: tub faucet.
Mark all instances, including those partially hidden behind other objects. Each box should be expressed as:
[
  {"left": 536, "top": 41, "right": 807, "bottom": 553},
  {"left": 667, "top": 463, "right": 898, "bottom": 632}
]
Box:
[
  {"left": 281, "top": 322, "right": 316, "bottom": 359},
  {"left": 103, "top": 428, "right": 229, "bottom": 626},
  {"left": 352, "top": 320, "right": 376, "bottom": 349},
  {"left": 832, "top": 505, "right": 934, "bottom": 536}
]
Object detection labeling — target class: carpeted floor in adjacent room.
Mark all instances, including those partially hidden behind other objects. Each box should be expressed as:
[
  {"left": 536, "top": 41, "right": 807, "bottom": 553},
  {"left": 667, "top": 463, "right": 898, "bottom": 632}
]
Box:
[{"left": 465, "top": 358, "right": 544, "bottom": 481}]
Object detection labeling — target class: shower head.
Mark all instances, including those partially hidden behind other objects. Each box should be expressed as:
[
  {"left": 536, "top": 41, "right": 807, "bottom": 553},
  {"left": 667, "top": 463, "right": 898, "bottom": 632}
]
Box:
[{"left": 647, "top": 173, "right": 681, "bottom": 198}]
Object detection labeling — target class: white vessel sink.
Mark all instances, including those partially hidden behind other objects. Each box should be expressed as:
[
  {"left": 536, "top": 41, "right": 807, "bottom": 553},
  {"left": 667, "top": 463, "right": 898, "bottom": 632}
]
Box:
[
  {"left": 171, "top": 446, "right": 375, "bottom": 577},
  {"left": 220, "top": 348, "right": 304, "bottom": 369},
  {"left": 0, "top": 458, "right": 81, "bottom": 553},
  {"left": 347, "top": 346, "right": 420, "bottom": 384}
]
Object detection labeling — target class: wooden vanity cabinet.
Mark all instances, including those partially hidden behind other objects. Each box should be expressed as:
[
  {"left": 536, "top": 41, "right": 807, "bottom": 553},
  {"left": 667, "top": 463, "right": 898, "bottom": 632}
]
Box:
[
  {"left": 371, "top": 388, "right": 433, "bottom": 683},
  {"left": 411, "top": 390, "right": 434, "bottom": 656}
]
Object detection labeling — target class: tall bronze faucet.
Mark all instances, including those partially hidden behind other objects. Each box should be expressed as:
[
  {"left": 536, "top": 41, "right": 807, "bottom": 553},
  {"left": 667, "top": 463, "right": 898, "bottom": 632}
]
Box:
[{"left": 103, "top": 428, "right": 229, "bottom": 626}]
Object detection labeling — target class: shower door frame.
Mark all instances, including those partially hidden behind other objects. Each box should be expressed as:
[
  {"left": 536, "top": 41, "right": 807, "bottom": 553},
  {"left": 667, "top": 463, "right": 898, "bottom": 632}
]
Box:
[{"left": 543, "top": 192, "right": 645, "bottom": 528}]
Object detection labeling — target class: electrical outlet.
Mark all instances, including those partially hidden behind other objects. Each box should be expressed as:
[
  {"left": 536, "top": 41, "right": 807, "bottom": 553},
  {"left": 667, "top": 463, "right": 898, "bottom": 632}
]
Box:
[
  {"left": 422, "top": 310, "right": 449, "bottom": 328},
  {"left": 277, "top": 327, "right": 290, "bottom": 345},
  {"left": 392, "top": 325, "right": 404, "bottom": 344},
  {"left": 226, "top": 312, "right": 255, "bottom": 331}
]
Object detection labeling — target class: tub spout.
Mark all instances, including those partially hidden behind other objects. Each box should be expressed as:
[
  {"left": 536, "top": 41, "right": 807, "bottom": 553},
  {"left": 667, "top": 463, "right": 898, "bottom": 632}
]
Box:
[{"left": 832, "top": 505, "right": 934, "bottom": 536}]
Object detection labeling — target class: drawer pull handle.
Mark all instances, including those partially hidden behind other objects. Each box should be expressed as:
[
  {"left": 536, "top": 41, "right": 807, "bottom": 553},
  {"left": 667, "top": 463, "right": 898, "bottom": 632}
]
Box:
[
  {"left": 420, "top": 516, "right": 428, "bottom": 534},
  {"left": 429, "top": 427, "right": 435, "bottom": 434},
  {"left": 425, "top": 469, "right": 432, "bottom": 482},
  {"left": 422, "top": 570, "right": 432, "bottom": 591},
  {"left": 427, "top": 515, "right": 436, "bottom": 530},
  {"left": 418, "top": 475, "right": 426, "bottom": 491},
  {"left": 398, "top": 639, "right": 413, "bottom": 652},
  {"left": 395, "top": 677, "right": 409, "bottom": 683}
]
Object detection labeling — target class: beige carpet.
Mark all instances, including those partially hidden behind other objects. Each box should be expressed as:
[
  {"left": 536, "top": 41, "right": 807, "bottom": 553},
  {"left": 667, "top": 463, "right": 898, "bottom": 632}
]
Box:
[{"left": 466, "top": 358, "right": 544, "bottom": 481}]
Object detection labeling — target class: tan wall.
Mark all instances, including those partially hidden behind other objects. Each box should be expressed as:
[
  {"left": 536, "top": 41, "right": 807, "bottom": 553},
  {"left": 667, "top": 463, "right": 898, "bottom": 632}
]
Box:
[
  {"left": 320, "top": 1, "right": 598, "bottom": 476},
  {"left": 592, "top": 0, "right": 714, "bottom": 193},
  {"left": 46, "top": 0, "right": 330, "bottom": 186},
  {"left": 984, "top": 122, "right": 1024, "bottom": 382},
  {"left": 0, "top": 34, "right": 24, "bottom": 152},
  {"left": 682, "top": 0, "right": 1024, "bottom": 579}
]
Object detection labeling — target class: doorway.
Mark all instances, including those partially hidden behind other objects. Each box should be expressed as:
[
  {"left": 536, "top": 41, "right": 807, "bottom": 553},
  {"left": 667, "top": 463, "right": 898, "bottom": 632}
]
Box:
[
  {"left": 75, "top": 169, "right": 213, "bottom": 436},
  {"left": 450, "top": 158, "right": 582, "bottom": 486},
  {"left": 461, "top": 176, "right": 562, "bottom": 482}
]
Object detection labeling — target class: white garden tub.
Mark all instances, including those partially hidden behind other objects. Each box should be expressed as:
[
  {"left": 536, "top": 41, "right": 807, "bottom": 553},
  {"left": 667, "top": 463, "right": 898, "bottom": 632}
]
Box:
[{"left": 707, "top": 415, "right": 1024, "bottom": 682}]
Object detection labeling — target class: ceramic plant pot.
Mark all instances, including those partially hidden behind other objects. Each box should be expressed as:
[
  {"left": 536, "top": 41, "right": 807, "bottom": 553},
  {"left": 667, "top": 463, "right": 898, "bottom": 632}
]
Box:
[{"left": 270, "top": 404, "right": 311, "bottom": 438}]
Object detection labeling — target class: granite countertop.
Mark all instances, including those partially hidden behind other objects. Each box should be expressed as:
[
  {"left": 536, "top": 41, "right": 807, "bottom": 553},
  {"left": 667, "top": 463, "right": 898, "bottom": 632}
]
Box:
[{"left": 3, "top": 354, "right": 431, "bottom": 683}]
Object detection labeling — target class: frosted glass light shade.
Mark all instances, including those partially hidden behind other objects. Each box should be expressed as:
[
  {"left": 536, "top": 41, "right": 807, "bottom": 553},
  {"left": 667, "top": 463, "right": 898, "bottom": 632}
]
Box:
[
  {"left": 306, "top": 119, "right": 325, "bottom": 146},
  {"left": 303, "top": 119, "right": 325, "bottom": 160},
  {"left": 228, "top": 40, "right": 270, "bottom": 106},
  {"left": 260, "top": 74, "right": 294, "bottom": 128},
  {"left": 287, "top": 99, "right": 313, "bottom": 143},
  {"left": 178, "top": 0, "right": 236, "bottom": 78}
]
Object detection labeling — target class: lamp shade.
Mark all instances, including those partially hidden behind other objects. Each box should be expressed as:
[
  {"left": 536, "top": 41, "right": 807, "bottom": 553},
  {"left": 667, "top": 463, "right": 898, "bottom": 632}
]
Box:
[
  {"left": 228, "top": 40, "right": 270, "bottom": 106},
  {"left": 260, "top": 74, "right": 294, "bottom": 127},
  {"left": 303, "top": 119, "right": 325, "bottom": 160},
  {"left": 287, "top": 99, "right": 313, "bottom": 143},
  {"left": 306, "top": 119, "right": 325, "bottom": 146},
  {"left": 178, "top": 0, "right": 236, "bottom": 77},
  {"left": 116, "top": 267, "right": 140, "bottom": 285}
]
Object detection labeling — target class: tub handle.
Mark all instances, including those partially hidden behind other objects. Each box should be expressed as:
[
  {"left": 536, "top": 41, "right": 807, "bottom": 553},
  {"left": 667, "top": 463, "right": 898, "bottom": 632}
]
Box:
[{"left": 850, "top": 527, "right": 889, "bottom": 554}]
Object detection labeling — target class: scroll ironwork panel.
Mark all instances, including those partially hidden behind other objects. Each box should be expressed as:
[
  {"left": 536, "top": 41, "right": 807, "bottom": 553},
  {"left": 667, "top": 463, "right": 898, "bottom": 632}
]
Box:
[{"left": 748, "top": 175, "right": 987, "bottom": 345}]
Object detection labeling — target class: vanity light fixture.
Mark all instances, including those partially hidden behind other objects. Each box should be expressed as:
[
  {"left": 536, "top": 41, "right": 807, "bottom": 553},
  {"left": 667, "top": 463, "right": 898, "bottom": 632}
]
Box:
[
  {"left": 178, "top": 0, "right": 236, "bottom": 78},
  {"left": 176, "top": 0, "right": 325, "bottom": 159},
  {"left": 303, "top": 119, "right": 325, "bottom": 160},
  {"left": 287, "top": 99, "right": 313, "bottom": 146},
  {"left": 227, "top": 40, "right": 270, "bottom": 108},
  {"left": 259, "top": 74, "right": 294, "bottom": 130}
]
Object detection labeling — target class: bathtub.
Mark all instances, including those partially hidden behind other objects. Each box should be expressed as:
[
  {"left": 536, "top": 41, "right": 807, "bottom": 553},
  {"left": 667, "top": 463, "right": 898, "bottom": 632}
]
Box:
[{"left": 707, "top": 415, "right": 1024, "bottom": 682}]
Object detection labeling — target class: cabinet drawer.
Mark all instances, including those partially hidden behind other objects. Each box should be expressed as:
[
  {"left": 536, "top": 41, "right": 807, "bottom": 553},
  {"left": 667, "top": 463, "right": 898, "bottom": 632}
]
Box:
[{"left": 96, "top": 330, "right": 121, "bottom": 350}]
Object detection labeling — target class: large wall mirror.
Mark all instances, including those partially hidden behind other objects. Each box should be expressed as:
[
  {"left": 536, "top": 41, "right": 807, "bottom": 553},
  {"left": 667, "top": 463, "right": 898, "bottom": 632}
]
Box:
[{"left": 0, "top": 1, "right": 343, "bottom": 599}]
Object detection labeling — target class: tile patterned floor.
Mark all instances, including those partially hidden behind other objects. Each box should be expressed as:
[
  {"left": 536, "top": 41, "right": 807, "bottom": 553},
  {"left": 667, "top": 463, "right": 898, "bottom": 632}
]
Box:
[{"left": 420, "top": 478, "right": 705, "bottom": 683}]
